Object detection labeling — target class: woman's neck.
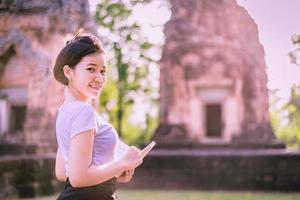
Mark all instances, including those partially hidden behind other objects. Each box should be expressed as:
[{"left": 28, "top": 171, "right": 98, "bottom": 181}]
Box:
[{"left": 64, "top": 86, "right": 89, "bottom": 104}]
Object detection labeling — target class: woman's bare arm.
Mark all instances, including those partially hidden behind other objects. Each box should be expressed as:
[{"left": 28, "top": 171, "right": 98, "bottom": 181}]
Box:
[
  {"left": 55, "top": 149, "right": 67, "bottom": 182},
  {"left": 68, "top": 129, "right": 143, "bottom": 188},
  {"left": 117, "top": 169, "right": 135, "bottom": 183}
]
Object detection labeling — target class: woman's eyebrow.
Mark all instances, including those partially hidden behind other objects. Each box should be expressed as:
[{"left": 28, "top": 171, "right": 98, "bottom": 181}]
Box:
[
  {"left": 87, "top": 63, "right": 98, "bottom": 67},
  {"left": 87, "top": 63, "right": 106, "bottom": 68}
]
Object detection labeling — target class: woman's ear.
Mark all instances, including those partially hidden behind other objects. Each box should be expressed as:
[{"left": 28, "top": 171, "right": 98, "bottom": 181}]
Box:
[{"left": 63, "top": 65, "right": 72, "bottom": 81}]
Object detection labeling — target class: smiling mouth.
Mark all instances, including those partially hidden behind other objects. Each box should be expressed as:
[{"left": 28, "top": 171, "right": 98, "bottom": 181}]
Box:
[{"left": 89, "top": 84, "right": 101, "bottom": 91}]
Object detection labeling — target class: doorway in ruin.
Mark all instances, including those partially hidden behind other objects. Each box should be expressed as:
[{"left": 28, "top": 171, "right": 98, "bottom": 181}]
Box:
[
  {"left": 205, "top": 103, "right": 223, "bottom": 138},
  {"left": 10, "top": 105, "right": 27, "bottom": 132},
  {"left": 199, "top": 87, "right": 231, "bottom": 142},
  {"left": 0, "top": 88, "right": 28, "bottom": 135}
]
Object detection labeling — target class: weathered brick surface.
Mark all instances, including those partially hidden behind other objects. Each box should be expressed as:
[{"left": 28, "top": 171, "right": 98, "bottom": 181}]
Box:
[
  {"left": 156, "top": 0, "right": 275, "bottom": 144},
  {"left": 0, "top": 0, "right": 97, "bottom": 151},
  {"left": 122, "top": 150, "right": 300, "bottom": 191},
  {"left": 1, "top": 150, "right": 299, "bottom": 198},
  {"left": 0, "top": 154, "right": 62, "bottom": 199}
]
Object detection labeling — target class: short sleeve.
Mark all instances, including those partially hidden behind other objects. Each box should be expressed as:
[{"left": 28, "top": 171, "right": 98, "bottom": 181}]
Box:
[{"left": 70, "top": 105, "right": 98, "bottom": 138}]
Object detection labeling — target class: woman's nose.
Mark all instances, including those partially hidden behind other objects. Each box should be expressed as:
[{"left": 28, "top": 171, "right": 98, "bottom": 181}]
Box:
[{"left": 94, "top": 72, "right": 103, "bottom": 82}]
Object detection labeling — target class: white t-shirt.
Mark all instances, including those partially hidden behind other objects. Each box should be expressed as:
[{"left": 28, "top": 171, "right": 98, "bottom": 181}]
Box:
[{"left": 55, "top": 101, "right": 118, "bottom": 176}]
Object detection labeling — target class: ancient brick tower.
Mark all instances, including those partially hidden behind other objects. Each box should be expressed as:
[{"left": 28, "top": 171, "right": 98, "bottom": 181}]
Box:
[
  {"left": 0, "top": 0, "right": 97, "bottom": 152},
  {"left": 154, "top": 0, "right": 279, "bottom": 147}
]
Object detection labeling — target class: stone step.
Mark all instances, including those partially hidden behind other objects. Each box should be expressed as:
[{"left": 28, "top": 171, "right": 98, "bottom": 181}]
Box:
[{"left": 0, "top": 143, "right": 37, "bottom": 155}]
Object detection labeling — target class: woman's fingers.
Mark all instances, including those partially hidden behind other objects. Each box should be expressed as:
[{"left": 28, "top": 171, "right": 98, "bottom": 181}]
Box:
[
  {"left": 128, "top": 169, "right": 134, "bottom": 179},
  {"left": 127, "top": 169, "right": 134, "bottom": 180},
  {"left": 121, "top": 146, "right": 143, "bottom": 170},
  {"left": 117, "top": 169, "right": 135, "bottom": 183}
]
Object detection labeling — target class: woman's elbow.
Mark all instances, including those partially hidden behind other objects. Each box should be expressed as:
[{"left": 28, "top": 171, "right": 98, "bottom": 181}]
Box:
[
  {"left": 69, "top": 177, "right": 81, "bottom": 187},
  {"left": 55, "top": 170, "right": 66, "bottom": 182},
  {"left": 68, "top": 171, "right": 86, "bottom": 187}
]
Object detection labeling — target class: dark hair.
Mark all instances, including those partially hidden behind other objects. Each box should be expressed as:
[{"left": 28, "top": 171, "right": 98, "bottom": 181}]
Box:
[{"left": 53, "top": 31, "right": 104, "bottom": 85}]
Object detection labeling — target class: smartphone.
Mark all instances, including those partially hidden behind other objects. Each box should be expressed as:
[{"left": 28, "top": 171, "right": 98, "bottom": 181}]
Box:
[{"left": 141, "top": 141, "right": 156, "bottom": 158}]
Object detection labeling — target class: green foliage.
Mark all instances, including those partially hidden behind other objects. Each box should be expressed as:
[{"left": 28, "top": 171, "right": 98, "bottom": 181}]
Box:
[
  {"left": 273, "top": 34, "right": 300, "bottom": 149},
  {"left": 95, "top": 0, "right": 158, "bottom": 146},
  {"left": 99, "top": 76, "right": 119, "bottom": 125},
  {"left": 288, "top": 33, "right": 300, "bottom": 65},
  {"left": 270, "top": 85, "right": 300, "bottom": 149}
]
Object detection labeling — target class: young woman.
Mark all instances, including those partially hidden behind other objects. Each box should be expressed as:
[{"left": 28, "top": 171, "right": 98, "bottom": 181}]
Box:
[{"left": 53, "top": 31, "right": 143, "bottom": 200}]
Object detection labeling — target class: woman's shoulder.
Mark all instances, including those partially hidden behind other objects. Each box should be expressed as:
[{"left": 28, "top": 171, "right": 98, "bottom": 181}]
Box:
[{"left": 59, "top": 101, "right": 96, "bottom": 116}]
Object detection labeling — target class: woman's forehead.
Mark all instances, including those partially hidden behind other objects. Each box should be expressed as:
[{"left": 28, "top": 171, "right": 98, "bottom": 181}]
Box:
[{"left": 81, "top": 53, "right": 106, "bottom": 66}]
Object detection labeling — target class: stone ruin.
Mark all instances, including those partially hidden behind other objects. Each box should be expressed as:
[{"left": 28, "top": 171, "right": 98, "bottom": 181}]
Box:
[
  {"left": 154, "top": 0, "right": 281, "bottom": 148},
  {"left": 0, "top": 0, "right": 97, "bottom": 152},
  {"left": 0, "top": 1, "right": 103, "bottom": 198},
  {"left": 128, "top": 0, "right": 299, "bottom": 192}
]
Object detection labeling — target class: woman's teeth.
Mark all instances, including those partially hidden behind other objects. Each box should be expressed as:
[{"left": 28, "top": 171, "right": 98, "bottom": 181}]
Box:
[{"left": 89, "top": 84, "right": 101, "bottom": 90}]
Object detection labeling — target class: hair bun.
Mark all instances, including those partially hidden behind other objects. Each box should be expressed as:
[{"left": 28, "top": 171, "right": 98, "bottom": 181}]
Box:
[{"left": 64, "top": 28, "right": 85, "bottom": 45}]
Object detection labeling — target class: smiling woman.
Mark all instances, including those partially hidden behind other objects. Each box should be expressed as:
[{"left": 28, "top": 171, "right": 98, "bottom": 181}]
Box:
[
  {"left": 52, "top": 30, "right": 143, "bottom": 200},
  {"left": 62, "top": 53, "right": 107, "bottom": 101}
]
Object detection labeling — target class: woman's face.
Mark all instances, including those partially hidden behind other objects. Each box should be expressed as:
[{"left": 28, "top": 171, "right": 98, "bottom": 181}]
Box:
[{"left": 67, "top": 53, "right": 107, "bottom": 101}]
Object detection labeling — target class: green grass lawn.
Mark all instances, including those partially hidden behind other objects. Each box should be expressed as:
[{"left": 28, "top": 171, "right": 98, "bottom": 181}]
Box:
[{"left": 13, "top": 190, "right": 300, "bottom": 200}]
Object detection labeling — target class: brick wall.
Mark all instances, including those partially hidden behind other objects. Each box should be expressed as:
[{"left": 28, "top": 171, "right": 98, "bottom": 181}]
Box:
[
  {"left": 0, "top": 154, "right": 62, "bottom": 199},
  {"left": 123, "top": 149, "right": 300, "bottom": 191},
  {"left": 1, "top": 149, "right": 299, "bottom": 198}
]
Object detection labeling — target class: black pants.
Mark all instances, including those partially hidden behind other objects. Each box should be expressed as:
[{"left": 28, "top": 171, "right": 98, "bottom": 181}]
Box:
[{"left": 57, "top": 178, "right": 117, "bottom": 200}]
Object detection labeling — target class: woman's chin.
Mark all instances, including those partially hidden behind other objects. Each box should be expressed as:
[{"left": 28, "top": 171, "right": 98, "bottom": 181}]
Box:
[{"left": 88, "top": 92, "right": 100, "bottom": 99}]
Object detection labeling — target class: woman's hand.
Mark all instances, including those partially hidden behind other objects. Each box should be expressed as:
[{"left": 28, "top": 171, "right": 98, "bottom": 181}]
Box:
[
  {"left": 117, "top": 169, "right": 135, "bottom": 183},
  {"left": 119, "top": 146, "right": 143, "bottom": 170}
]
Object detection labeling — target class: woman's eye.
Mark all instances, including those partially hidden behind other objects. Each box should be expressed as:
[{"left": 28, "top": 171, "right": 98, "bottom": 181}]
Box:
[
  {"left": 87, "top": 68, "right": 95, "bottom": 72},
  {"left": 101, "top": 70, "right": 106, "bottom": 75}
]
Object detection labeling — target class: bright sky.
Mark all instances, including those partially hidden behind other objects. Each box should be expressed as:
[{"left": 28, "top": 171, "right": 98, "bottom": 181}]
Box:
[
  {"left": 237, "top": 0, "right": 300, "bottom": 100},
  {"left": 89, "top": 0, "right": 300, "bottom": 101}
]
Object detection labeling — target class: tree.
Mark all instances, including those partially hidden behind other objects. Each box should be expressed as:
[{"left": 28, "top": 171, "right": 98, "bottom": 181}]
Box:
[
  {"left": 95, "top": 0, "right": 158, "bottom": 144},
  {"left": 288, "top": 33, "right": 300, "bottom": 66},
  {"left": 270, "top": 85, "right": 300, "bottom": 149},
  {"left": 270, "top": 33, "right": 300, "bottom": 149}
]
